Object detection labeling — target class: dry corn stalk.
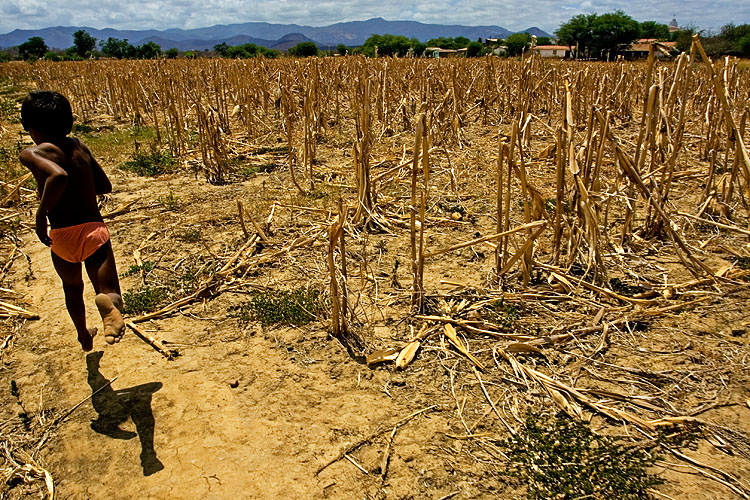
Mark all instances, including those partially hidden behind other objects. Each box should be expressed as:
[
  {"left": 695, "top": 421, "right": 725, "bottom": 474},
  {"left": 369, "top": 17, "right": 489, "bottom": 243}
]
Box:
[
  {"left": 410, "top": 107, "right": 429, "bottom": 311},
  {"left": 328, "top": 202, "right": 350, "bottom": 337}
]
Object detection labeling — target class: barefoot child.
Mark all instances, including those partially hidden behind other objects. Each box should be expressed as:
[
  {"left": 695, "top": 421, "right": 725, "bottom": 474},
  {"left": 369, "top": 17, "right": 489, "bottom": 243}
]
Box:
[{"left": 19, "top": 90, "right": 125, "bottom": 351}]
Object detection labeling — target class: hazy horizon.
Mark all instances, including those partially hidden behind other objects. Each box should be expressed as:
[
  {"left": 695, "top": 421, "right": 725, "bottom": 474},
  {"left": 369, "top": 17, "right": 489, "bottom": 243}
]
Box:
[{"left": 1, "top": 0, "right": 747, "bottom": 37}]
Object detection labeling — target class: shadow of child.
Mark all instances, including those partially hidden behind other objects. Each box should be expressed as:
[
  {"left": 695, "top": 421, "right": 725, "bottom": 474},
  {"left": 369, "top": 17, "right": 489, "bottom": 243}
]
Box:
[{"left": 86, "top": 351, "right": 164, "bottom": 476}]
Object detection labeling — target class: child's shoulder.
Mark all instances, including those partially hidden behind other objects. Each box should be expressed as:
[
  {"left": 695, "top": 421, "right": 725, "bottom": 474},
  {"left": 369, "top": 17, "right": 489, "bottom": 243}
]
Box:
[
  {"left": 19, "top": 142, "right": 63, "bottom": 163},
  {"left": 19, "top": 138, "right": 79, "bottom": 171}
]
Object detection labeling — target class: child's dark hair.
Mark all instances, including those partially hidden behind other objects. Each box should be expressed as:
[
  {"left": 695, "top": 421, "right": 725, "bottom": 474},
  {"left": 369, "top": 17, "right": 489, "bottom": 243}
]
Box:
[{"left": 21, "top": 90, "right": 74, "bottom": 137}]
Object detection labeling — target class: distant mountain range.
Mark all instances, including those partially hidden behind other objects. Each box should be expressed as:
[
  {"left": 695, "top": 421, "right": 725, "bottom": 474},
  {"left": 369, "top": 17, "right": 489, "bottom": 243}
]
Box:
[{"left": 0, "top": 18, "right": 553, "bottom": 51}]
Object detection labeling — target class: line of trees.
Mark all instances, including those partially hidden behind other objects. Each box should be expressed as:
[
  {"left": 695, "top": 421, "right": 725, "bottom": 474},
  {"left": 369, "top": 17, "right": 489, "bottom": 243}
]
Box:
[
  {"left": 2, "top": 19, "right": 748, "bottom": 63},
  {"left": 1, "top": 30, "right": 179, "bottom": 61},
  {"left": 698, "top": 24, "right": 750, "bottom": 57},
  {"left": 556, "top": 11, "right": 750, "bottom": 59},
  {"left": 353, "top": 34, "right": 486, "bottom": 58},
  {"left": 213, "top": 42, "right": 279, "bottom": 59},
  {"left": 100, "top": 38, "right": 168, "bottom": 59}
]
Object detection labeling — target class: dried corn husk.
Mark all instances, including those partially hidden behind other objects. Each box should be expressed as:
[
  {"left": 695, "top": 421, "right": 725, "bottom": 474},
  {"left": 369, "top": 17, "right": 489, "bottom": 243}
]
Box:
[{"left": 396, "top": 340, "right": 421, "bottom": 369}]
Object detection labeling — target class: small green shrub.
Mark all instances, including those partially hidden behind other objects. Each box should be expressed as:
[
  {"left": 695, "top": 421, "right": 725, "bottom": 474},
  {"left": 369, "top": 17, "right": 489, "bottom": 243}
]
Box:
[
  {"left": 73, "top": 123, "right": 94, "bottom": 134},
  {"left": 239, "top": 163, "right": 278, "bottom": 177},
  {"left": 253, "top": 145, "right": 289, "bottom": 155},
  {"left": 121, "top": 261, "right": 154, "bottom": 277},
  {"left": 230, "top": 288, "right": 326, "bottom": 326},
  {"left": 485, "top": 299, "right": 518, "bottom": 328},
  {"left": 504, "top": 413, "right": 663, "bottom": 500},
  {"left": 120, "top": 150, "right": 176, "bottom": 176},
  {"left": 157, "top": 190, "right": 181, "bottom": 211},
  {"left": 123, "top": 286, "right": 168, "bottom": 315},
  {"left": 0, "top": 216, "right": 22, "bottom": 240}
]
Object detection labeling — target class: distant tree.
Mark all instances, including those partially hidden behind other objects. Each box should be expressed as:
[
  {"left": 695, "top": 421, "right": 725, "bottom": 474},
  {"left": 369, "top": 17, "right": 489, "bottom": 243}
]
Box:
[
  {"left": 0, "top": 51, "right": 10, "bottom": 63},
  {"left": 556, "top": 11, "right": 640, "bottom": 59},
  {"left": 264, "top": 48, "right": 280, "bottom": 58},
  {"left": 413, "top": 42, "right": 427, "bottom": 57},
  {"left": 361, "top": 34, "right": 413, "bottom": 57},
  {"left": 453, "top": 36, "right": 471, "bottom": 48},
  {"left": 740, "top": 33, "right": 750, "bottom": 56},
  {"left": 227, "top": 44, "right": 258, "bottom": 58},
  {"left": 213, "top": 42, "right": 230, "bottom": 57},
  {"left": 724, "top": 24, "right": 750, "bottom": 55},
  {"left": 101, "top": 37, "right": 136, "bottom": 59},
  {"left": 505, "top": 33, "right": 531, "bottom": 56},
  {"left": 536, "top": 36, "right": 553, "bottom": 46},
  {"left": 702, "top": 24, "right": 750, "bottom": 57},
  {"left": 63, "top": 47, "right": 83, "bottom": 61},
  {"left": 336, "top": 43, "right": 348, "bottom": 56},
  {"left": 137, "top": 41, "right": 162, "bottom": 59},
  {"left": 220, "top": 43, "right": 278, "bottom": 59},
  {"left": 288, "top": 41, "right": 319, "bottom": 57},
  {"left": 590, "top": 11, "right": 641, "bottom": 60},
  {"left": 72, "top": 29, "right": 97, "bottom": 58},
  {"left": 639, "top": 21, "right": 670, "bottom": 40},
  {"left": 671, "top": 26, "right": 696, "bottom": 52},
  {"left": 19, "top": 37, "right": 48, "bottom": 60},
  {"left": 43, "top": 51, "right": 61, "bottom": 62},
  {"left": 165, "top": 47, "right": 179, "bottom": 59},
  {"left": 426, "top": 37, "right": 457, "bottom": 49},
  {"left": 184, "top": 50, "right": 197, "bottom": 59},
  {"left": 466, "top": 41, "right": 483, "bottom": 57},
  {"left": 556, "top": 13, "right": 595, "bottom": 58}
]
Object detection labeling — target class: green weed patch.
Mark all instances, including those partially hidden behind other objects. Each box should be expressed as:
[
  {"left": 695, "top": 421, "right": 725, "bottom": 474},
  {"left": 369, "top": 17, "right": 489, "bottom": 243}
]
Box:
[{"left": 230, "top": 288, "right": 326, "bottom": 326}]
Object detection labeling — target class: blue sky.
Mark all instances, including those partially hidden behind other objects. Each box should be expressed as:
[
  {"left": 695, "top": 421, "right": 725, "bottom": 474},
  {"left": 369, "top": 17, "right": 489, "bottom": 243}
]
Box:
[{"left": 0, "top": 0, "right": 747, "bottom": 35}]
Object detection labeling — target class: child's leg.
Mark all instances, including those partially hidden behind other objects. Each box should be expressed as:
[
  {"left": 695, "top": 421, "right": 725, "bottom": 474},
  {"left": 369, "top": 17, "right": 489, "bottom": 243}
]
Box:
[
  {"left": 84, "top": 242, "right": 125, "bottom": 344},
  {"left": 51, "top": 251, "right": 97, "bottom": 351}
]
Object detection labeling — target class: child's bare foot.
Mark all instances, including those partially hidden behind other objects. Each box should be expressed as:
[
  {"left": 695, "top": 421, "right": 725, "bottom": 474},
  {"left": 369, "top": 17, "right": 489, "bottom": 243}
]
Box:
[
  {"left": 78, "top": 327, "right": 97, "bottom": 351},
  {"left": 95, "top": 293, "right": 125, "bottom": 345}
]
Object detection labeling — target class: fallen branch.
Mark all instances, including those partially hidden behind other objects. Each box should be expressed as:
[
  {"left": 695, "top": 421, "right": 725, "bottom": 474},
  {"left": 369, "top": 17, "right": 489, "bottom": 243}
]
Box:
[
  {"left": 125, "top": 321, "right": 177, "bottom": 360},
  {"left": 315, "top": 405, "right": 438, "bottom": 475},
  {"left": 677, "top": 211, "right": 750, "bottom": 236},
  {"left": 102, "top": 198, "right": 140, "bottom": 219},
  {"left": 424, "top": 220, "right": 545, "bottom": 259}
]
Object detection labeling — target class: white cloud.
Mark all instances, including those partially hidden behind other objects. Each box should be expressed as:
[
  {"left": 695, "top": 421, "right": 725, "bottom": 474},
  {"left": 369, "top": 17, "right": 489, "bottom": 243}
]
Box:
[{"left": 0, "top": 0, "right": 746, "bottom": 35}]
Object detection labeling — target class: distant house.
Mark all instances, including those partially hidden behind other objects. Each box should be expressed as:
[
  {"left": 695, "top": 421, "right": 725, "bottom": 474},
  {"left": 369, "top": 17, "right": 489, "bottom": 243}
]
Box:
[
  {"left": 623, "top": 38, "right": 678, "bottom": 59},
  {"left": 669, "top": 18, "right": 680, "bottom": 34},
  {"left": 533, "top": 45, "right": 570, "bottom": 58},
  {"left": 426, "top": 47, "right": 468, "bottom": 58}
]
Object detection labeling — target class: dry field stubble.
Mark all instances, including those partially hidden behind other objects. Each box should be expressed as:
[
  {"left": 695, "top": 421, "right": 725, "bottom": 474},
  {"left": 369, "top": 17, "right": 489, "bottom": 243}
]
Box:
[{"left": 0, "top": 50, "right": 749, "bottom": 499}]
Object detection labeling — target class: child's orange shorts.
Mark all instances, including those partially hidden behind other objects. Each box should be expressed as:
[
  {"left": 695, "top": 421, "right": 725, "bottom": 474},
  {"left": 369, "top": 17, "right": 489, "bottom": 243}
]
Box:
[{"left": 50, "top": 222, "right": 110, "bottom": 263}]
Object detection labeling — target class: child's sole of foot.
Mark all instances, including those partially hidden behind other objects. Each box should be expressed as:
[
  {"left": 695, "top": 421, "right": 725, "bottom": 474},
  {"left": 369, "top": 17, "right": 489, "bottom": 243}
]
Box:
[
  {"left": 78, "top": 327, "right": 97, "bottom": 351},
  {"left": 95, "top": 293, "right": 125, "bottom": 345}
]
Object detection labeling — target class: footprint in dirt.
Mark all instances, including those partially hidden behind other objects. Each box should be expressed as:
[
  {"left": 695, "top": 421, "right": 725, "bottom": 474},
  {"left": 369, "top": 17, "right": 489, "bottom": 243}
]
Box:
[{"left": 86, "top": 351, "right": 164, "bottom": 476}]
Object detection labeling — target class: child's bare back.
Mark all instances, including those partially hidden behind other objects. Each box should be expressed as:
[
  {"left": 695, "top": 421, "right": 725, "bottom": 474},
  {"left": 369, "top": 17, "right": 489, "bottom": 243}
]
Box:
[{"left": 22, "top": 137, "right": 109, "bottom": 230}]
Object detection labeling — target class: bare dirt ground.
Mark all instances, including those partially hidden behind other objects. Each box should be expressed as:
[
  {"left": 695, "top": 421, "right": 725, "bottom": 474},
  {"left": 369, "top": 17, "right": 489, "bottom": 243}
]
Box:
[{"left": 1, "top": 59, "right": 750, "bottom": 500}]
